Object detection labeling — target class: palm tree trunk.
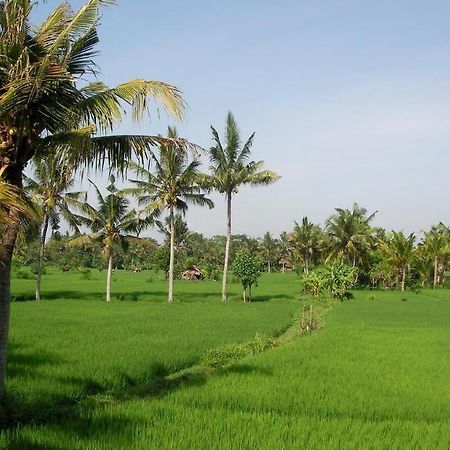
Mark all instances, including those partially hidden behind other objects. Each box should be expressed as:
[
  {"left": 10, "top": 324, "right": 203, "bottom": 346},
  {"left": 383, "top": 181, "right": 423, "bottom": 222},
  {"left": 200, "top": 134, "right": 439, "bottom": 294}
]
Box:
[
  {"left": 168, "top": 206, "right": 175, "bottom": 304},
  {"left": 401, "top": 266, "right": 406, "bottom": 292},
  {"left": 268, "top": 261, "right": 271, "bottom": 273},
  {"left": 106, "top": 254, "right": 113, "bottom": 302},
  {"left": 0, "top": 167, "right": 23, "bottom": 404},
  {"left": 243, "top": 288, "right": 246, "bottom": 303},
  {"left": 433, "top": 256, "right": 438, "bottom": 289},
  {"left": 35, "top": 213, "right": 49, "bottom": 301},
  {"left": 222, "top": 192, "right": 232, "bottom": 302}
]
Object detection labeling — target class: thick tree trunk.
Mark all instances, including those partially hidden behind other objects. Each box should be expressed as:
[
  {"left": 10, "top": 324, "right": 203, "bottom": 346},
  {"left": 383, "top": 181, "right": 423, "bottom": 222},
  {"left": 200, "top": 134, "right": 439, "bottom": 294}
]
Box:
[
  {"left": 0, "top": 167, "right": 23, "bottom": 404},
  {"left": 106, "top": 254, "right": 113, "bottom": 302},
  {"left": 35, "top": 213, "right": 49, "bottom": 301},
  {"left": 168, "top": 206, "right": 175, "bottom": 304},
  {"left": 433, "top": 257, "right": 438, "bottom": 289},
  {"left": 222, "top": 192, "right": 232, "bottom": 302}
]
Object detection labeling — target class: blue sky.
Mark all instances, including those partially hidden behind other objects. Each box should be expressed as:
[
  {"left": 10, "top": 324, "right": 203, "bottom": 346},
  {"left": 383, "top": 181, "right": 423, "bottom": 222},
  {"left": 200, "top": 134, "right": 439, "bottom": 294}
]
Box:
[{"left": 33, "top": 1, "right": 450, "bottom": 237}]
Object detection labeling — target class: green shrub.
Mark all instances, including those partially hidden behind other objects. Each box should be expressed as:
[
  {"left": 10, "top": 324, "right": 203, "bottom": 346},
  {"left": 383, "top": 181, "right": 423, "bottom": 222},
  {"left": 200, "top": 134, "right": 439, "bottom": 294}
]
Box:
[
  {"left": 303, "top": 260, "right": 357, "bottom": 300},
  {"left": 79, "top": 268, "right": 93, "bottom": 280},
  {"left": 14, "top": 268, "right": 35, "bottom": 280}
]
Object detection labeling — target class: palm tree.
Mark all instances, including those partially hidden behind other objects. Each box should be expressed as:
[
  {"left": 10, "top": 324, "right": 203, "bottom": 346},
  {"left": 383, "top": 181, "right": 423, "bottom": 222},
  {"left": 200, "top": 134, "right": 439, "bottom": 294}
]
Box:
[
  {"left": 381, "top": 231, "right": 416, "bottom": 291},
  {"left": 259, "top": 232, "right": 279, "bottom": 273},
  {"left": 289, "top": 217, "right": 323, "bottom": 274},
  {"left": 125, "top": 128, "right": 214, "bottom": 303},
  {"left": 326, "top": 203, "right": 376, "bottom": 268},
  {"left": 25, "top": 154, "right": 86, "bottom": 300},
  {"left": 278, "top": 231, "right": 292, "bottom": 273},
  {"left": 72, "top": 178, "right": 136, "bottom": 302},
  {"left": 204, "top": 112, "right": 280, "bottom": 301},
  {"left": 422, "top": 229, "right": 449, "bottom": 288},
  {"left": 0, "top": 0, "right": 185, "bottom": 400}
]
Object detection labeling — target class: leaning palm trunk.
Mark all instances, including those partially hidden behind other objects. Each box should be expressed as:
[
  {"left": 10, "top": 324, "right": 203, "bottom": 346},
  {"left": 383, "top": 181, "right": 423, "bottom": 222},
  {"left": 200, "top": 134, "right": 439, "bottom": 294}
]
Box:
[
  {"left": 168, "top": 207, "right": 175, "bottom": 304},
  {"left": 106, "top": 253, "right": 113, "bottom": 302},
  {"left": 35, "top": 213, "right": 49, "bottom": 301},
  {"left": 222, "top": 192, "right": 232, "bottom": 302}
]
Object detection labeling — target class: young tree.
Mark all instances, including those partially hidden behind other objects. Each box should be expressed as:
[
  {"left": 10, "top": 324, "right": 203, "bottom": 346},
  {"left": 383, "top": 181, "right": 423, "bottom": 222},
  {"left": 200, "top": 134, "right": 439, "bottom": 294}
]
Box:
[
  {"left": 72, "top": 178, "right": 136, "bottom": 302},
  {"left": 0, "top": 0, "right": 185, "bottom": 401},
  {"left": 25, "top": 154, "right": 86, "bottom": 300},
  {"left": 125, "top": 128, "right": 214, "bottom": 303},
  {"left": 232, "top": 251, "right": 262, "bottom": 302},
  {"left": 203, "top": 112, "right": 279, "bottom": 301}
]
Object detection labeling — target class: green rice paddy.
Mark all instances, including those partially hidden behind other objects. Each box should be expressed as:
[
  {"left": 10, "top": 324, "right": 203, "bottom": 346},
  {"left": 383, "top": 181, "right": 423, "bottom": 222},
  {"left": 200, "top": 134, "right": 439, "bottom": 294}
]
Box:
[{"left": 2, "top": 271, "right": 450, "bottom": 449}]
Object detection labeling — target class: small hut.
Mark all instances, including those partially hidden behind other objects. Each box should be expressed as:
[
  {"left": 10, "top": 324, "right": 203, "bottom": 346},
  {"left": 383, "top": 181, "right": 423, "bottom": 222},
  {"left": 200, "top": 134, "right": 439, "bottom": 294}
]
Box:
[{"left": 182, "top": 266, "right": 204, "bottom": 280}]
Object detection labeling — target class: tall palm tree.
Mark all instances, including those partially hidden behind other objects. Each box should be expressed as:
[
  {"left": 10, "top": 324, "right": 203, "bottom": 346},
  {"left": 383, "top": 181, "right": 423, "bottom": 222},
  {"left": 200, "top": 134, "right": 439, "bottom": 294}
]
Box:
[
  {"left": 326, "top": 203, "right": 376, "bottom": 268},
  {"left": 422, "top": 229, "right": 449, "bottom": 288},
  {"left": 289, "top": 217, "right": 323, "bottom": 274},
  {"left": 125, "top": 128, "right": 214, "bottom": 303},
  {"left": 381, "top": 231, "right": 416, "bottom": 291},
  {"left": 72, "top": 178, "right": 136, "bottom": 302},
  {"left": 204, "top": 112, "right": 280, "bottom": 301},
  {"left": 25, "top": 154, "right": 86, "bottom": 300},
  {"left": 259, "top": 232, "right": 279, "bottom": 273},
  {"left": 0, "top": 0, "right": 185, "bottom": 400}
]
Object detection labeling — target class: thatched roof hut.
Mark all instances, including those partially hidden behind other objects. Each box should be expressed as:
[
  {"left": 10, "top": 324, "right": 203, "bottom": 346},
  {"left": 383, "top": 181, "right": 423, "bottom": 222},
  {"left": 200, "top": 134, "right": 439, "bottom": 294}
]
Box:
[{"left": 182, "top": 266, "right": 204, "bottom": 280}]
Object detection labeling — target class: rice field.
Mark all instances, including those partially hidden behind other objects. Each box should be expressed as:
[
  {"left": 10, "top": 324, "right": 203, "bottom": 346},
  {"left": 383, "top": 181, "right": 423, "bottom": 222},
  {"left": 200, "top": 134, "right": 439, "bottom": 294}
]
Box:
[{"left": 2, "top": 272, "right": 450, "bottom": 449}]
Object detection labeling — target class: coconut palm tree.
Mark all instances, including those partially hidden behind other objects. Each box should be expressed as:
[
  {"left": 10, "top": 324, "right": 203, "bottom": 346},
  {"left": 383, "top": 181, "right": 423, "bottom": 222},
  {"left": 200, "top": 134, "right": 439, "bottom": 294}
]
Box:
[
  {"left": 203, "top": 112, "right": 280, "bottom": 301},
  {"left": 72, "top": 178, "right": 136, "bottom": 302},
  {"left": 124, "top": 128, "right": 214, "bottom": 303},
  {"left": 326, "top": 203, "right": 376, "bottom": 268},
  {"left": 289, "top": 217, "right": 323, "bottom": 274},
  {"left": 422, "top": 229, "right": 450, "bottom": 288},
  {"left": 0, "top": 0, "right": 185, "bottom": 400},
  {"left": 259, "top": 232, "right": 279, "bottom": 273},
  {"left": 25, "top": 154, "right": 86, "bottom": 300},
  {"left": 381, "top": 231, "right": 416, "bottom": 291}
]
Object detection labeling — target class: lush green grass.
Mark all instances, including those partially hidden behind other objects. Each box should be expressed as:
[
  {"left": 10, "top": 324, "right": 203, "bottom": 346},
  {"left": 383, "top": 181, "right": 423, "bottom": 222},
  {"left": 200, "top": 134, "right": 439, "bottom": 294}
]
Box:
[
  {"left": 3, "top": 273, "right": 450, "bottom": 448},
  {"left": 4, "top": 270, "right": 301, "bottom": 422}
]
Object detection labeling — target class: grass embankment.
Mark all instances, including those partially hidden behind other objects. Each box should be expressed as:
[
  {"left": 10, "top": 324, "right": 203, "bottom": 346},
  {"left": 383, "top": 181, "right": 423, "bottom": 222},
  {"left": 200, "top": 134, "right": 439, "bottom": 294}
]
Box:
[
  {"left": 3, "top": 287, "right": 450, "bottom": 449},
  {"left": 4, "top": 270, "right": 301, "bottom": 425}
]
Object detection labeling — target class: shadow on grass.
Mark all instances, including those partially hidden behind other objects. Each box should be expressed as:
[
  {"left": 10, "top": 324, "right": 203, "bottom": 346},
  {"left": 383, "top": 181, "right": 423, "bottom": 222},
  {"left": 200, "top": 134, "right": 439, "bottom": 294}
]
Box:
[{"left": 12, "top": 290, "right": 228, "bottom": 303}]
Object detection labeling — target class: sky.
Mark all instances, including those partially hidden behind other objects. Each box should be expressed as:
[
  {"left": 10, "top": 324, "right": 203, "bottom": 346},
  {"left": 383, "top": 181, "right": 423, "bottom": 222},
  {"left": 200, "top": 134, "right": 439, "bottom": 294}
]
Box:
[{"left": 32, "top": 1, "right": 450, "bottom": 238}]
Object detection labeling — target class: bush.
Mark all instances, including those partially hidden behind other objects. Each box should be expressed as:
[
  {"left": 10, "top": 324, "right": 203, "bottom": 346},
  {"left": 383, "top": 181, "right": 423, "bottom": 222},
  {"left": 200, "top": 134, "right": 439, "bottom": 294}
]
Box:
[
  {"left": 79, "top": 268, "right": 93, "bottom": 280},
  {"left": 14, "top": 268, "right": 35, "bottom": 280},
  {"left": 201, "top": 263, "right": 221, "bottom": 281},
  {"left": 303, "top": 260, "right": 357, "bottom": 300}
]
